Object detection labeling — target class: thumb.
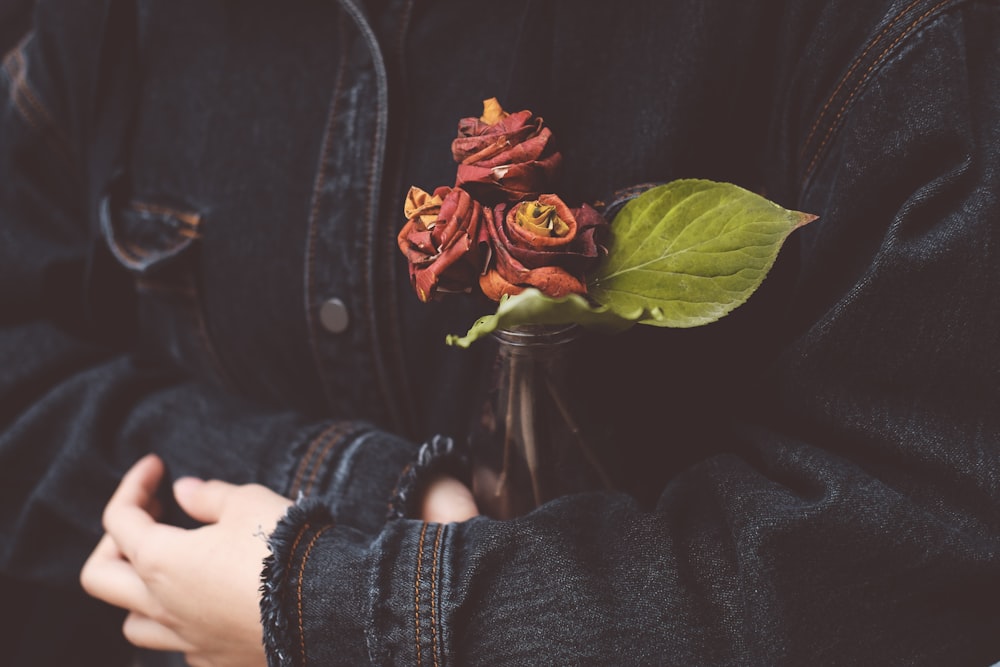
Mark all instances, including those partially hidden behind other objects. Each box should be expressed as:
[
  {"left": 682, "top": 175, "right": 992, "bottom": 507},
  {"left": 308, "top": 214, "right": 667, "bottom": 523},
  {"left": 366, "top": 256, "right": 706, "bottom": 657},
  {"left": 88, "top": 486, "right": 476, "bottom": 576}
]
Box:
[
  {"left": 421, "top": 475, "right": 480, "bottom": 523},
  {"left": 173, "top": 477, "right": 238, "bottom": 524}
]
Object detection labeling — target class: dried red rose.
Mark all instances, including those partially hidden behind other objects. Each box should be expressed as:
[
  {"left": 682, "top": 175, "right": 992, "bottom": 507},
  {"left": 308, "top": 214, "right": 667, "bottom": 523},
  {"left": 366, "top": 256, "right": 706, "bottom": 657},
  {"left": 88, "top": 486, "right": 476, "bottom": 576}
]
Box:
[
  {"left": 397, "top": 186, "right": 486, "bottom": 302},
  {"left": 478, "top": 194, "right": 609, "bottom": 301},
  {"left": 452, "top": 98, "right": 562, "bottom": 204}
]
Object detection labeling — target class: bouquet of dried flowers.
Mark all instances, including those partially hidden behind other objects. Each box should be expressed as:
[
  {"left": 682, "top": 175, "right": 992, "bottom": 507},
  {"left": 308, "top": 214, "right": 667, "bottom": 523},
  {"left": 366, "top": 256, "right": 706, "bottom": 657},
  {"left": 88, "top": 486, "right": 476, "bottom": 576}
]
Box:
[
  {"left": 398, "top": 98, "right": 816, "bottom": 347},
  {"left": 397, "top": 98, "right": 815, "bottom": 517}
]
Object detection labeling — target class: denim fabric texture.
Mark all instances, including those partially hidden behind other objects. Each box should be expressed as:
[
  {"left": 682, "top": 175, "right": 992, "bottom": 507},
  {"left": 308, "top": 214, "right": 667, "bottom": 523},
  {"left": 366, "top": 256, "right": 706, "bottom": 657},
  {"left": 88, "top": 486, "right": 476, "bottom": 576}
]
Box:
[
  {"left": 2, "top": 0, "right": 1000, "bottom": 665},
  {"left": 0, "top": 1, "right": 31, "bottom": 57}
]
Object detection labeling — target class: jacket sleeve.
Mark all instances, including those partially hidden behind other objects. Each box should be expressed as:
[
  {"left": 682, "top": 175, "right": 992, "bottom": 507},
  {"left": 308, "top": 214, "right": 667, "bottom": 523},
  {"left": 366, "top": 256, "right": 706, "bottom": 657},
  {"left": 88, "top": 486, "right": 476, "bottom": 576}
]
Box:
[
  {"left": 259, "top": 4, "right": 1000, "bottom": 665},
  {"left": 0, "top": 1, "right": 415, "bottom": 587}
]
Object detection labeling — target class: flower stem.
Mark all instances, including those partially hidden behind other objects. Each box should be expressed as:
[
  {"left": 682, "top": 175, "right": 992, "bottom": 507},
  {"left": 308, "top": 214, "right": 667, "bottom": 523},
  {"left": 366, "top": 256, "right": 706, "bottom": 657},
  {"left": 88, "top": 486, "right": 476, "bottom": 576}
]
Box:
[
  {"left": 544, "top": 371, "right": 615, "bottom": 491},
  {"left": 519, "top": 355, "right": 544, "bottom": 507},
  {"left": 496, "top": 355, "right": 518, "bottom": 499}
]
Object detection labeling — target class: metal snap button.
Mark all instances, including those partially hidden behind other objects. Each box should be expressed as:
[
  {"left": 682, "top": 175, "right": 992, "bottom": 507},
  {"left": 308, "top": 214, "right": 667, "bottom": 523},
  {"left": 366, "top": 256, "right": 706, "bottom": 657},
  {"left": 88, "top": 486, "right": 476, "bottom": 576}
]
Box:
[{"left": 319, "top": 297, "right": 350, "bottom": 333}]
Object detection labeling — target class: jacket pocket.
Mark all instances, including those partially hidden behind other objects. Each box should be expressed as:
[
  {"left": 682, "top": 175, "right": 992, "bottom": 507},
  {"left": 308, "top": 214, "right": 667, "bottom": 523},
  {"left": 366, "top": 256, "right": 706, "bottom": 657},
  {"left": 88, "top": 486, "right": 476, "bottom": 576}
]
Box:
[{"left": 100, "top": 185, "right": 232, "bottom": 389}]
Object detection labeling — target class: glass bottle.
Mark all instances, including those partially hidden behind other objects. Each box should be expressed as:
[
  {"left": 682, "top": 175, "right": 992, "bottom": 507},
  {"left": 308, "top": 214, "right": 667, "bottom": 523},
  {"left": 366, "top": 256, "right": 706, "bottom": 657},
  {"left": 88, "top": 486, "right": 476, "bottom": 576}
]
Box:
[{"left": 469, "top": 324, "right": 615, "bottom": 519}]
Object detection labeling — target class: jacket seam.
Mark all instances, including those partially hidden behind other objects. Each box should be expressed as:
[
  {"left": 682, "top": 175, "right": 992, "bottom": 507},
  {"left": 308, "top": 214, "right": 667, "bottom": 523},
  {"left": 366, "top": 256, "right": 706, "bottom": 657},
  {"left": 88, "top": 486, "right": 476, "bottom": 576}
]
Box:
[
  {"left": 334, "top": 0, "right": 404, "bottom": 434},
  {"left": 800, "top": 0, "right": 925, "bottom": 155},
  {"left": 284, "top": 522, "right": 310, "bottom": 583},
  {"left": 414, "top": 521, "right": 429, "bottom": 667},
  {"left": 413, "top": 522, "right": 445, "bottom": 667},
  {"left": 278, "top": 518, "right": 312, "bottom": 667},
  {"left": 289, "top": 423, "right": 339, "bottom": 498},
  {"left": 289, "top": 420, "right": 373, "bottom": 498},
  {"left": 430, "top": 522, "right": 443, "bottom": 667},
  {"left": 296, "top": 524, "right": 332, "bottom": 667},
  {"left": 800, "top": 0, "right": 967, "bottom": 189},
  {"left": 303, "top": 12, "right": 349, "bottom": 414}
]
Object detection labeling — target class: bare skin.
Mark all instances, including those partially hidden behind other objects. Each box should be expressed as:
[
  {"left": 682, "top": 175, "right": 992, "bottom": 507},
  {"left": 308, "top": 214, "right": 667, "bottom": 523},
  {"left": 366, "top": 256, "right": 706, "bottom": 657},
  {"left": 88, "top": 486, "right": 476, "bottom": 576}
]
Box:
[{"left": 80, "top": 454, "right": 478, "bottom": 667}]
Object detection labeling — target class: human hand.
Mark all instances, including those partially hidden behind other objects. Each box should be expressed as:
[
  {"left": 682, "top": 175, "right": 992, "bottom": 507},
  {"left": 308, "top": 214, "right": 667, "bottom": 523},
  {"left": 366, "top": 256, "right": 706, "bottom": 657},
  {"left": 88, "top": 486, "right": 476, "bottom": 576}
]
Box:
[
  {"left": 420, "top": 473, "right": 479, "bottom": 523},
  {"left": 80, "top": 454, "right": 292, "bottom": 667}
]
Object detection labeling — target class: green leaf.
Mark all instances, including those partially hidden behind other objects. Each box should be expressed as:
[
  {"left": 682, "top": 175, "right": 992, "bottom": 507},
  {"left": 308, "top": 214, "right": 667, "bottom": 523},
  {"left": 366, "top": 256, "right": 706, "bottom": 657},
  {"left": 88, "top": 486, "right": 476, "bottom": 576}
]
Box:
[
  {"left": 444, "top": 179, "right": 816, "bottom": 347},
  {"left": 445, "top": 289, "right": 636, "bottom": 348},
  {"left": 588, "top": 179, "right": 816, "bottom": 328}
]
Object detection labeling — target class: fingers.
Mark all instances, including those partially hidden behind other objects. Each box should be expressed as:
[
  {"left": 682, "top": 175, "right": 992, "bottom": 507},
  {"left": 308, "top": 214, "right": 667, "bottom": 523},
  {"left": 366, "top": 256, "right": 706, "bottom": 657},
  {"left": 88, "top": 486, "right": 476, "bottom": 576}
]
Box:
[
  {"left": 102, "top": 454, "right": 165, "bottom": 560},
  {"left": 173, "top": 477, "right": 237, "bottom": 524},
  {"left": 80, "top": 534, "right": 156, "bottom": 615},
  {"left": 122, "top": 612, "right": 196, "bottom": 653},
  {"left": 421, "top": 475, "right": 480, "bottom": 523},
  {"left": 174, "top": 479, "right": 292, "bottom": 528}
]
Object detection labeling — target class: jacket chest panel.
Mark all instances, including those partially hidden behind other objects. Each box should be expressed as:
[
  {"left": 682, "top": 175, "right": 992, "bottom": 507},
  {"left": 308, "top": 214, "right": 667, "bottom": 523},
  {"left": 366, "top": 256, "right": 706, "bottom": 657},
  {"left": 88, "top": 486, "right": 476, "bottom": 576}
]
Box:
[{"left": 112, "top": 4, "right": 394, "bottom": 420}]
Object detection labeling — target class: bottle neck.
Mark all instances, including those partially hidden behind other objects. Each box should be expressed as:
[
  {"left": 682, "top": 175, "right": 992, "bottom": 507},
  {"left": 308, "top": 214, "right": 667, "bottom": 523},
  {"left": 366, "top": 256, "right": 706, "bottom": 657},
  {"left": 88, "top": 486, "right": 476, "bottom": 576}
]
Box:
[{"left": 491, "top": 324, "right": 581, "bottom": 348}]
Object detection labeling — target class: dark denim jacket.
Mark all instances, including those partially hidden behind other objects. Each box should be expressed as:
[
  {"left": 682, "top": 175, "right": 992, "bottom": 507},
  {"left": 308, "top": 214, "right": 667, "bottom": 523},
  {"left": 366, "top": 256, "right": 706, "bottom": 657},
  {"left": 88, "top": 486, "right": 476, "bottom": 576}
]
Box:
[{"left": 3, "top": 0, "right": 1000, "bottom": 665}]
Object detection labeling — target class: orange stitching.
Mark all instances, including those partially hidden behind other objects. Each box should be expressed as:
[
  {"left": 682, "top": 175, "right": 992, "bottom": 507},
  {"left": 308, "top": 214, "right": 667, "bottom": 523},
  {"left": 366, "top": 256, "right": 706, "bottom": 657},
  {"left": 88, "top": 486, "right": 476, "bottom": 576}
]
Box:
[
  {"left": 290, "top": 423, "right": 341, "bottom": 497},
  {"left": 430, "top": 524, "right": 442, "bottom": 667},
  {"left": 284, "top": 522, "right": 311, "bottom": 585},
  {"left": 302, "top": 423, "right": 355, "bottom": 496},
  {"left": 801, "top": 0, "right": 923, "bottom": 155},
  {"left": 296, "top": 525, "right": 332, "bottom": 667},
  {"left": 289, "top": 428, "right": 330, "bottom": 497},
  {"left": 280, "top": 519, "right": 311, "bottom": 657},
  {"left": 116, "top": 240, "right": 152, "bottom": 262},
  {"left": 415, "top": 522, "right": 428, "bottom": 667},
  {"left": 804, "top": 0, "right": 954, "bottom": 182},
  {"left": 128, "top": 201, "right": 202, "bottom": 229}
]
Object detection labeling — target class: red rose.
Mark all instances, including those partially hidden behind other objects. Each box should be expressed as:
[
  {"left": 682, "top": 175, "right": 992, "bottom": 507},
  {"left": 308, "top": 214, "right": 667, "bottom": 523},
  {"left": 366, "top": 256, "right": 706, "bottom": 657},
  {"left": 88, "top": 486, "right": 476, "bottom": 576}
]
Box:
[
  {"left": 452, "top": 98, "right": 562, "bottom": 204},
  {"left": 478, "top": 194, "right": 608, "bottom": 301},
  {"left": 397, "top": 186, "right": 486, "bottom": 302}
]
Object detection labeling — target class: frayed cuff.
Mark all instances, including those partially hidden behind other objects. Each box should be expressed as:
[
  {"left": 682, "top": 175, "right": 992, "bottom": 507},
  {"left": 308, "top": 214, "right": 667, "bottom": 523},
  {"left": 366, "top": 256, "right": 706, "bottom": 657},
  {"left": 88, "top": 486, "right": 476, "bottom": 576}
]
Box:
[
  {"left": 260, "top": 499, "right": 372, "bottom": 667},
  {"left": 260, "top": 500, "right": 330, "bottom": 667},
  {"left": 281, "top": 424, "right": 418, "bottom": 535}
]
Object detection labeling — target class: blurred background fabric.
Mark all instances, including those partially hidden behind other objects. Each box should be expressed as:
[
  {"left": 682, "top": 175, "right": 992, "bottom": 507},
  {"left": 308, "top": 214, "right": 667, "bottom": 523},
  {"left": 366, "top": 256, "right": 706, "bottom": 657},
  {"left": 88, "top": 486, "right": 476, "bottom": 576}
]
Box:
[
  {"left": 0, "top": 6, "right": 140, "bottom": 667},
  {"left": 0, "top": 0, "right": 33, "bottom": 55}
]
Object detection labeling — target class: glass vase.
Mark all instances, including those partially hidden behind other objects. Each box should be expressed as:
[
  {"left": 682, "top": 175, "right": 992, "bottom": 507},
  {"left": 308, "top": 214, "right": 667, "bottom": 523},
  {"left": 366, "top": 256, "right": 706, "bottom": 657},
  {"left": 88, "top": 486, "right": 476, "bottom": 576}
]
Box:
[{"left": 469, "top": 324, "right": 614, "bottom": 520}]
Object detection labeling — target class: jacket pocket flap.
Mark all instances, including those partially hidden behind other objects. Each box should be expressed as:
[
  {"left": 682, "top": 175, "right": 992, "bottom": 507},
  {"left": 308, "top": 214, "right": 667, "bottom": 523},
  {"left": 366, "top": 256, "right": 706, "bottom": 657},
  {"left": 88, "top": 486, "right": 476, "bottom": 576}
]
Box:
[{"left": 100, "top": 193, "right": 202, "bottom": 274}]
